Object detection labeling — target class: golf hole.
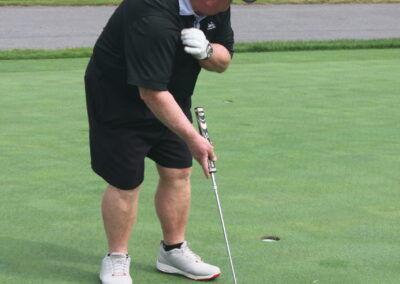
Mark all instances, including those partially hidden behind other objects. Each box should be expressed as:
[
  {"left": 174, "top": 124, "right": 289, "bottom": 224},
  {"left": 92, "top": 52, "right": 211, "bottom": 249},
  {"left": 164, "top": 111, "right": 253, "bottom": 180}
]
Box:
[{"left": 261, "top": 235, "right": 280, "bottom": 242}]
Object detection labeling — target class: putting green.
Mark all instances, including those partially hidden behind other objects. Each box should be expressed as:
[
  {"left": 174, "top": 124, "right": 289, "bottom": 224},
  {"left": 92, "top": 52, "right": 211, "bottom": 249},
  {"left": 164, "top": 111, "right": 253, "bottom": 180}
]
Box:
[{"left": 0, "top": 49, "right": 399, "bottom": 283}]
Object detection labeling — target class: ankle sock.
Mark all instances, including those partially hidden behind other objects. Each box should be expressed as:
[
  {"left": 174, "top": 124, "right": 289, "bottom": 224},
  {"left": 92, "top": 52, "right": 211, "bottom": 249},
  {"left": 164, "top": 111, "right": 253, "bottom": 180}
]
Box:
[
  {"left": 107, "top": 252, "right": 128, "bottom": 257},
  {"left": 163, "top": 241, "right": 184, "bottom": 251}
]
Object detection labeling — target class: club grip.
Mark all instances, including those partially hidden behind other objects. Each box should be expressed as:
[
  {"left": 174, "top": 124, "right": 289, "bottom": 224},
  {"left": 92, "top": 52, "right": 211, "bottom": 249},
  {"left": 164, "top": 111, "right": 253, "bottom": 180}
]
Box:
[{"left": 194, "top": 107, "right": 217, "bottom": 173}]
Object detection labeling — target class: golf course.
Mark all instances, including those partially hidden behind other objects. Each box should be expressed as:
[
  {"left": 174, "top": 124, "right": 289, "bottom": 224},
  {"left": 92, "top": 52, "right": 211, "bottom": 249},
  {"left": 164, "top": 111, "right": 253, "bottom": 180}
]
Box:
[{"left": 1, "top": 47, "right": 399, "bottom": 283}]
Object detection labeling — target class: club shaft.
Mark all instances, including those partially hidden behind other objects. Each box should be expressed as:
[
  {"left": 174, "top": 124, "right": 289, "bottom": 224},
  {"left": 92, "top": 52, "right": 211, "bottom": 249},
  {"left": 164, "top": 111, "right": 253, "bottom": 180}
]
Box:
[
  {"left": 195, "top": 107, "right": 237, "bottom": 283},
  {"left": 211, "top": 173, "right": 238, "bottom": 284}
]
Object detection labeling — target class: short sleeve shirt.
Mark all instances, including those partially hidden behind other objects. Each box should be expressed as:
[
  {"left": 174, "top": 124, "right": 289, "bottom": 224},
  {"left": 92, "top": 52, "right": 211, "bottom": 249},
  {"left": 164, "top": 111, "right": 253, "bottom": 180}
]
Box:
[
  {"left": 92, "top": 0, "right": 234, "bottom": 120},
  {"left": 92, "top": 0, "right": 234, "bottom": 101}
]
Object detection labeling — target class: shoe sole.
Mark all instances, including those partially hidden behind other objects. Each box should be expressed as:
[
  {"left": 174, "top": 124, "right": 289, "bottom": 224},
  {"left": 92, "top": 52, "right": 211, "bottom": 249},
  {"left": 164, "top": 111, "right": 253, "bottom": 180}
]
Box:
[
  {"left": 99, "top": 274, "right": 133, "bottom": 284},
  {"left": 156, "top": 260, "right": 221, "bottom": 281}
]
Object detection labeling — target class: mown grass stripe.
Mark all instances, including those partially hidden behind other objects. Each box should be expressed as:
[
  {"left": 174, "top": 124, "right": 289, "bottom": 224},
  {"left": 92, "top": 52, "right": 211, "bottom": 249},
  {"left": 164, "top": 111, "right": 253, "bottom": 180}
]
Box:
[
  {"left": 234, "top": 38, "right": 400, "bottom": 52},
  {"left": 0, "top": 47, "right": 93, "bottom": 60},
  {"left": 1, "top": 38, "right": 400, "bottom": 60}
]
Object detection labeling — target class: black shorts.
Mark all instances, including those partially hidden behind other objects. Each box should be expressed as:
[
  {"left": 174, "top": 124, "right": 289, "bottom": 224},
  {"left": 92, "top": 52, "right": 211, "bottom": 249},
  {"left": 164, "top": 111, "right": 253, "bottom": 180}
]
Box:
[{"left": 84, "top": 60, "right": 193, "bottom": 190}]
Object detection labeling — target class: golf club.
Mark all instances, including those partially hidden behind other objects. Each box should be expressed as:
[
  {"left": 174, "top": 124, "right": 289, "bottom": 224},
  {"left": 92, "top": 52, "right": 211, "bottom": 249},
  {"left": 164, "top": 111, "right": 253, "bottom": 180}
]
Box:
[{"left": 195, "top": 107, "right": 238, "bottom": 284}]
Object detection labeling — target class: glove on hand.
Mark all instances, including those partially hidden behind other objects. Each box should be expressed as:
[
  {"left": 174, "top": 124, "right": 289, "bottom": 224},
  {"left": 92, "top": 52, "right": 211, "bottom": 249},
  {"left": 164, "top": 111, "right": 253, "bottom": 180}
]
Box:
[{"left": 181, "top": 28, "right": 210, "bottom": 60}]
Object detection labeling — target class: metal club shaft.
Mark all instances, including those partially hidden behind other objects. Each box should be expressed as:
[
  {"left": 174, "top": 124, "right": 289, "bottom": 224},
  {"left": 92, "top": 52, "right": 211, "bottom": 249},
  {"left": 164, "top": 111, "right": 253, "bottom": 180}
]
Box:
[
  {"left": 210, "top": 172, "right": 238, "bottom": 284},
  {"left": 194, "top": 107, "right": 238, "bottom": 284}
]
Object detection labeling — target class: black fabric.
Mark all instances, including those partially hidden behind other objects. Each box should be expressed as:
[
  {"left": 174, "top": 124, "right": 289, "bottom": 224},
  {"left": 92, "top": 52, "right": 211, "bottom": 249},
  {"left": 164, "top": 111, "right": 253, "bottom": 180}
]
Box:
[
  {"left": 85, "top": 58, "right": 192, "bottom": 126},
  {"left": 85, "top": 62, "right": 192, "bottom": 190},
  {"left": 92, "top": 0, "right": 234, "bottom": 101},
  {"left": 163, "top": 241, "right": 184, "bottom": 251},
  {"left": 84, "top": 0, "right": 234, "bottom": 188}
]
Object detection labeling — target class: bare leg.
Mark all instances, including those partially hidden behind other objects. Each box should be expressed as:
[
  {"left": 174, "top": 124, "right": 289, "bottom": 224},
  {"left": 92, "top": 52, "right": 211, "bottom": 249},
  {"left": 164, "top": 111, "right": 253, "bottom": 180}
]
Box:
[
  {"left": 154, "top": 165, "right": 192, "bottom": 245},
  {"left": 102, "top": 184, "right": 141, "bottom": 253}
]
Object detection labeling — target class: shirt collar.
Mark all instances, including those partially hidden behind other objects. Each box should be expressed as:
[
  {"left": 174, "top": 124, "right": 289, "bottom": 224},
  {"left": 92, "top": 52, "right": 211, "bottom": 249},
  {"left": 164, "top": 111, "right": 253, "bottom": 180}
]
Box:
[
  {"left": 179, "top": 0, "right": 196, "bottom": 16},
  {"left": 179, "top": 0, "right": 207, "bottom": 28}
]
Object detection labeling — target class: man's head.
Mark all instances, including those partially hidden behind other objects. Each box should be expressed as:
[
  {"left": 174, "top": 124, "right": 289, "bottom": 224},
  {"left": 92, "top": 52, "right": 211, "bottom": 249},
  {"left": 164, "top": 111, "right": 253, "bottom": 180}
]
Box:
[{"left": 191, "top": 0, "right": 256, "bottom": 16}]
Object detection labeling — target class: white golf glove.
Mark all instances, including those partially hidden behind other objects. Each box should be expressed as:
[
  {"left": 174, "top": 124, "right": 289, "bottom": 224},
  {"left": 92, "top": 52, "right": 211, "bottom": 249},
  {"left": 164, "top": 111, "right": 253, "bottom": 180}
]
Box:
[{"left": 181, "top": 28, "right": 211, "bottom": 60}]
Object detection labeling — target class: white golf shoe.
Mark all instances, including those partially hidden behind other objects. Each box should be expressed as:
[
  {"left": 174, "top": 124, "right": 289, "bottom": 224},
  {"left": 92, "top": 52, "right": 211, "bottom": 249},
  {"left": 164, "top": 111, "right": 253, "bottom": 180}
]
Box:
[
  {"left": 156, "top": 241, "right": 221, "bottom": 281},
  {"left": 100, "top": 252, "right": 132, "bottom": 284}
]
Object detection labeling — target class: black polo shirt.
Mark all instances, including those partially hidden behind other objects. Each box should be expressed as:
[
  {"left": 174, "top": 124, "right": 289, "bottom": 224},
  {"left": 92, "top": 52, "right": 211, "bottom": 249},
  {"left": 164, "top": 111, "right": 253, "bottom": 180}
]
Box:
[{"left": 89, "top": 0, "right": 234, "bottom": 123}]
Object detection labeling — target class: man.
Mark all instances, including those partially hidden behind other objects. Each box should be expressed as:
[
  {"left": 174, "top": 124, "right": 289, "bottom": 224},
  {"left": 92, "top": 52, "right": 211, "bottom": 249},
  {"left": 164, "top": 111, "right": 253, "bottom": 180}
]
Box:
[{"left": 84, "top": 0, "right": 254, "bottom": 283}]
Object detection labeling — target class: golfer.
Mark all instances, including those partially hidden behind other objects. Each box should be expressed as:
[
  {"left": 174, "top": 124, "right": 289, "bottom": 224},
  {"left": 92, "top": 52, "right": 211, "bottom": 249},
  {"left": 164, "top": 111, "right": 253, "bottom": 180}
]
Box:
[{"left": 84, "top": 0, "right": 253, "bottom": 283}]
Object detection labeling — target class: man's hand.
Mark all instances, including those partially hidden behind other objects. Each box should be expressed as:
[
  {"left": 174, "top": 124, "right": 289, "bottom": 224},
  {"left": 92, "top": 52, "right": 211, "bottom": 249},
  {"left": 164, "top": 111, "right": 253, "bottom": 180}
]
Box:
[
  {"left": 181, "top": 28, "right": 210, "bottom": 60},
  {"left": 187, "top": 134, "right": 217, "bottom": 178},
  {"left": 139, "top": 87, "right": 217, "bottom": 178}
]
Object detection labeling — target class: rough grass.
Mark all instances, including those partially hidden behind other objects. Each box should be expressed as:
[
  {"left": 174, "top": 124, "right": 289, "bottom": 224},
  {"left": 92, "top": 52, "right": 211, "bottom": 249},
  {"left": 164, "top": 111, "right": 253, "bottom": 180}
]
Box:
[
  {"left": 1, "top": 38, "right": 400, "bottom": 60},
  {"left": 1, "top": 49, "right": 400, "bottom": 283}
]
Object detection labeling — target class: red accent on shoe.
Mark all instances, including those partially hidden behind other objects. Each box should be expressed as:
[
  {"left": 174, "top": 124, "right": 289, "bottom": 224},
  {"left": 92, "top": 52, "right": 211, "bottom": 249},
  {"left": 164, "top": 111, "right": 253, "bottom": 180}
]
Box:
[
  {"left": 188, "top": 273, "right": 221, "bottom": 281},
  {"left": 158, "top": 270, "right": 221, "bottom": 281},
  {"left": 111, "top": 273, "right": 127, "bottom": 277}
]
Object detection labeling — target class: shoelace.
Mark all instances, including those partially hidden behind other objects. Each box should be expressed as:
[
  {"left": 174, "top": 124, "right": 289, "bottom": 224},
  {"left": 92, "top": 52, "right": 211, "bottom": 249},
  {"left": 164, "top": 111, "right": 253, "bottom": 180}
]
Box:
[
  {"left": 180, "top": 244, "right": 202, "bottom": 263},
  {"left": 110, "top": 255, "right": 128, "bottom": 276}
]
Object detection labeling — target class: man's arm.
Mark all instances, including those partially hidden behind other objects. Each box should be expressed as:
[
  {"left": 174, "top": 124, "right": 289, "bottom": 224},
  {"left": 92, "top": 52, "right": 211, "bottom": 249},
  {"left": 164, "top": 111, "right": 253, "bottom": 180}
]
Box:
[
  {"left": 181, "top": 28, "right": 231, "bottom": 73},
  {"left": 198, "top": 43, "right": 231, "bottom": 73},
  {"left": 139, "top": 87, "right": 216, "bottom": 178}
]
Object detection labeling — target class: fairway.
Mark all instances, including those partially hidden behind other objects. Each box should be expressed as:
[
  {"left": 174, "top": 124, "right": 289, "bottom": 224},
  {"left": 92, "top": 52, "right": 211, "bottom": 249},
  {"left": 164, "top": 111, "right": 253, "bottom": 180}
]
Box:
[{"left": 0, "top": 49, "right": 399, "bottom": 284}]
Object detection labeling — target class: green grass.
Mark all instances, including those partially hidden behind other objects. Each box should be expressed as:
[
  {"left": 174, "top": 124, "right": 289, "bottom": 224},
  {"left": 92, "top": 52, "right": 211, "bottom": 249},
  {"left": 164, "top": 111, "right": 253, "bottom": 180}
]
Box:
[
  {"left": 1, "top": 49, "right": 400, "bottom": 283},
  {"left": 234, "top": 38, "right": 400, "bottom": 52},
  {"left": 0, "top": 47, "right": 93, "bottom": 60},
  {"left": 1, "top": 0, "right": 400, "bottom": 6},
  {"left": 1, "top": 38, "right": 400, "bottom": 60}
]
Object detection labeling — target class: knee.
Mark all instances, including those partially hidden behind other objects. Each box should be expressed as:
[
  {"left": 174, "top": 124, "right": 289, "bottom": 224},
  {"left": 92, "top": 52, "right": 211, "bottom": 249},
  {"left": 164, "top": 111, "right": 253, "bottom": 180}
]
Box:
[
  {"left": 107, "top": 184, "right": 140, "bottom": 201},
  {"left": 176, "top": 167, "right": 192, "bottom": 181},
  {"left": 158, "top": 167, "right": 192, "bottom": 184}
]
